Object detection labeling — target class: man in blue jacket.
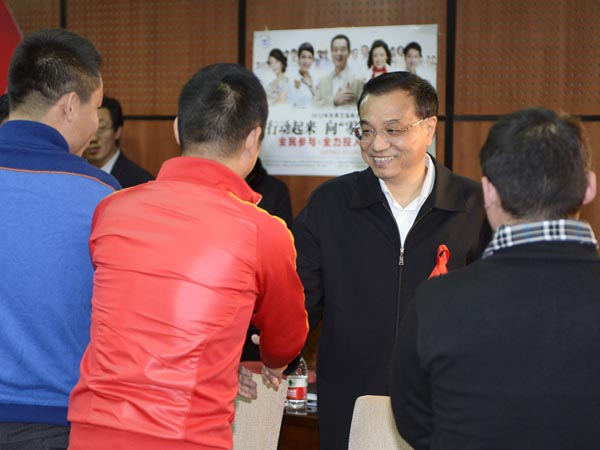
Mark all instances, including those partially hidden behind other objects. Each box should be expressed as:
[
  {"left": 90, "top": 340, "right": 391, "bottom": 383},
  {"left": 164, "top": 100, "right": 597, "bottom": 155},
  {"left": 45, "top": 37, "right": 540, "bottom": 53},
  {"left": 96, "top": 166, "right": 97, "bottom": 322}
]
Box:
[
  {"left": 293, "top": 71, "right": 490, "bottom": 450},
  {"left": 0, "top": 29, "right": 119, "bottom": 449}
]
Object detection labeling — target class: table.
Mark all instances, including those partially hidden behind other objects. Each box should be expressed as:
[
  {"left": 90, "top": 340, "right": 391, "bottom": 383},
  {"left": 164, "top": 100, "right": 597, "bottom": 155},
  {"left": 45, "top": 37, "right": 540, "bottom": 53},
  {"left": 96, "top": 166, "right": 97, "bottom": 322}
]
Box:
[{"left": 277, "top": 410, "right": 319, "bottom": 450}]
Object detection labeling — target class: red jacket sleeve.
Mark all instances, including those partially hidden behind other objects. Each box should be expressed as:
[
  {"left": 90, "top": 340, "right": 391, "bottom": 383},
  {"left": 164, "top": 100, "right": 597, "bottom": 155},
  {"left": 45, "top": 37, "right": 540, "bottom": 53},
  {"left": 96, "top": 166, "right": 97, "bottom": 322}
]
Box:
[{"left": 252, "top": 215, "right": 308, "bottom": 368}]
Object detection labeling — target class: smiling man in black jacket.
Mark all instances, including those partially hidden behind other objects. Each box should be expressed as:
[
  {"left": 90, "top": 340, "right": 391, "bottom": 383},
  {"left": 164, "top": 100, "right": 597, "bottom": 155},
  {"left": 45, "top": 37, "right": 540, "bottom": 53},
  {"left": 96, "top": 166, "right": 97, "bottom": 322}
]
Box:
[{"left": 293, "top": 72, "right": 491, "bottom": 450}]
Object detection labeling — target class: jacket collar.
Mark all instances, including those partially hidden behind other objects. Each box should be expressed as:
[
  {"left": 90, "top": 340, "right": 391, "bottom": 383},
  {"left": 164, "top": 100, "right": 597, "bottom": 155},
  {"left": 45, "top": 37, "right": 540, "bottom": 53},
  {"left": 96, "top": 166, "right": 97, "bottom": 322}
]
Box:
[
  {"left": 0, "top": 120, "right": 69, "bottom": 153},
  {"left": 157, "top": 156, "right": 261, "bottom": 205},
  {"left": 350, "top": 154, "right": 471, "bottom": 213}
]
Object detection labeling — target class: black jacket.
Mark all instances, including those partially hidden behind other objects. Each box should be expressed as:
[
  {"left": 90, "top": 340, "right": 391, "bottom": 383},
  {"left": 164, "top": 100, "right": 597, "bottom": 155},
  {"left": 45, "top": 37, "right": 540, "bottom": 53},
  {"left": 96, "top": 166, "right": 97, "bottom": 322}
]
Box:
[
  {"left": 391, "top": 240, "right": 600, "bottom": 450},
  {"left": 246, "top": 158, "right": 292, "bottom": 227},
  {"left": 111, "top": 151, "right": 154, "bottom": 188},
  {"left": 293, "top": 156, "right": 490, "bottom": 450}
]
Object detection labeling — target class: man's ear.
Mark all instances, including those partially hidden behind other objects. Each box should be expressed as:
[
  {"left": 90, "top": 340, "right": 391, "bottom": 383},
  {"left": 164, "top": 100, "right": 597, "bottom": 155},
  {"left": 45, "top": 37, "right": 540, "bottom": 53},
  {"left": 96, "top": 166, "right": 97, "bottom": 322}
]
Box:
[
  {"left": 63, "top": 92, "right": 79, "bottom": 123},
  {"left": 238, "top": 126, "right": 262, "bottom": 178},
  {"left": 481, "top": 176, "right": 500, "bottom": 209},
  {"left": 114, "top": 126, "right": 123, "bottom": 140},
  {"left": 482, "top": 176, "right": 504, "bottom": 230},
  {"left": 173, "top": 117, "right": 180, "bottom": 145},
  {"left": 425, "top": 116, "right": 437, "bottom": 145},
  {"left": 244, "top": 126, "right": 261, "bottom": 159},
  {"left": 583, "top": 171, "right": 597, "bottom": 206}
]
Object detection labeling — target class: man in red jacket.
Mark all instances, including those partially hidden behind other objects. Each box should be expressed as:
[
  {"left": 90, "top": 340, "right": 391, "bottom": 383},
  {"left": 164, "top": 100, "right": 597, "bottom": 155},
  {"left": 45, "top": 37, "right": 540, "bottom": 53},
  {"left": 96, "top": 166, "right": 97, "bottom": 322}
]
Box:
[{"left": 68, "top": 63, "right": 308, "bottom": 450}]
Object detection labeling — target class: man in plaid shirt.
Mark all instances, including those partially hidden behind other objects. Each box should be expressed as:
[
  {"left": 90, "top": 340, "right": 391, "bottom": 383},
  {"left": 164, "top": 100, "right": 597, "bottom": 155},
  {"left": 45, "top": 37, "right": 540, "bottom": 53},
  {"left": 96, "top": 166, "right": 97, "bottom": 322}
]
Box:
[{"left": 390, "top": 107, "right": 600, "bottom": 450}]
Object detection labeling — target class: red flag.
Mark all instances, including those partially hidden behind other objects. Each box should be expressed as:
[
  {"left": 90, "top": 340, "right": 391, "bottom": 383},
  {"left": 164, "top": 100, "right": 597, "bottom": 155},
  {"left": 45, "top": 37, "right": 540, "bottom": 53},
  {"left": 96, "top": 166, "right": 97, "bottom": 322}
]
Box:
[
  {"left": 428, "top": 244, "right": 450, "bottom": 279},
  {"left": 0, "top": 0, "right": 22, "bottom": 94}
]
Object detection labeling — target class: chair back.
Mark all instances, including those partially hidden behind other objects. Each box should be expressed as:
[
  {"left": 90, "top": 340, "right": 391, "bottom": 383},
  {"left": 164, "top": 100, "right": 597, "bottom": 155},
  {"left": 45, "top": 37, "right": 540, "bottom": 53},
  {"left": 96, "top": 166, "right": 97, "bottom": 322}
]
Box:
[
  {"left": 348, "top": 395, "right": 414, "bottom": 450},
  {"left": 232, "top": 373, "right": 289, "bottom": 450}
]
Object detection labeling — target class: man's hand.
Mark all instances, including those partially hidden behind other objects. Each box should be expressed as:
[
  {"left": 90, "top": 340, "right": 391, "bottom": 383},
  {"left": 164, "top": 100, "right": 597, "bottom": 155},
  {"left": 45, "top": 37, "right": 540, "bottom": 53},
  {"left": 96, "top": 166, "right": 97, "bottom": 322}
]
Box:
[
  {"left": 261, "top": 364, "right": 287, "bottom": 389},
  {"left": 238, "top": 364, "right": 257, "bottom": 400},
  {"left": 333, "top": 84, "right": 356, "bottom": 106},
  {"left": 250, "top": 334, "right": 287, "bottom": 389}
]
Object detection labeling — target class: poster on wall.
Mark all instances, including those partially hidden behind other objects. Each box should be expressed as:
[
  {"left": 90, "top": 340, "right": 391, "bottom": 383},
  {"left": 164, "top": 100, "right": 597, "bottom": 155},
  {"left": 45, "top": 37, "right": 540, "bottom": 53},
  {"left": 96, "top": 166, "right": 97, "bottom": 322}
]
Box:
[{"left": 252, "top": 24, "right": 438, "bottom": 176}]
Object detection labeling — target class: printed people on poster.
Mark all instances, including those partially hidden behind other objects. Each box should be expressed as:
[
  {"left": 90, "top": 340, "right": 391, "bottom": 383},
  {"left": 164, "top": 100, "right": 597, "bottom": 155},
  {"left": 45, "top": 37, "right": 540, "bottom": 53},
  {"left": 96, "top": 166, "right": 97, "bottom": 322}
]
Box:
[
  {"left": 288, "top": 42, "right": 317, "bottom": 109},
  {"left": 404, "top": 41, "right": 423, "bottom": 75},
  {"left": 313, "top": 34, "right": 363, "bottom": 109},
  {"left": 365, "top": 39, "right": 393, "bottom": 80},
  {"left": 253, "top": 24, "right": 438, "bottom": 176},
  {"left": 266, "top": 49, "right": 289, "bottom": 105}
]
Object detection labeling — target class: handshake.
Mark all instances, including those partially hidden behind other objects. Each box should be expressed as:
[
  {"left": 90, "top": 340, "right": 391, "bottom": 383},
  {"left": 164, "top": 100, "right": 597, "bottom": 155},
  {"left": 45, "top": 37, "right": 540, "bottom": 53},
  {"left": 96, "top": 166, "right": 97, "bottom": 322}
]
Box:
[{"left": 237, "top": 334, "right": 287, "bottom": 399}]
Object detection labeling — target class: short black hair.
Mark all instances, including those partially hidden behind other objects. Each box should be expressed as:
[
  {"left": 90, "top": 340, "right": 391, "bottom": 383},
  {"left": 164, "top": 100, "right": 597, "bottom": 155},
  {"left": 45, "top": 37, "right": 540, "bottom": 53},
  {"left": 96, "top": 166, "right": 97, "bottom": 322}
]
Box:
[
  {"left": 404, "top": 41, "right": 422, "bottom": 57},
  {"left": 268, "top": 48, "right": 287, "bottom": 73},
  {"left": 298, "top": 42, "right": 314, "bottom": 57},
  {"left": 177, "top": 63, "right": 268, "bottom": 157},
  {"left": 480, "top": 108, "right": 590, "bottom": 220},
  {"left": 100, "top": 96, "right": 123, "bottom": 130},
  {"left": 331, "top": 34, "right": 351, "bottom": 51},
  {"left": 0, "top": 93, "right": 9, "bottom": 122},
  {"left": 367, "top": 39, "right": 391, "bottom": 68},
  {"left": 8, "top": 28, "right": 101, "bottom": 111},
  {"left": 357, "top": 71, "right": 438, "bottom": 119}
]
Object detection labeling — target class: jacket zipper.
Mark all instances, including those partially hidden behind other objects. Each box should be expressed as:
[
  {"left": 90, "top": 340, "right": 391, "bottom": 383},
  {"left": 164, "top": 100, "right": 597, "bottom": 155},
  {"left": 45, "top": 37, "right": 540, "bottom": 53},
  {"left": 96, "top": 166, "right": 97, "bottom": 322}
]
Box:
[
  {"left": 380, "top": 201, "right": 405, "bottom": 346},
  {"left": 399, "top": 207, "right": 433, "bottom": 266},
  {"left": 391, "top": 207, "right": 433, "bottom": 341}
]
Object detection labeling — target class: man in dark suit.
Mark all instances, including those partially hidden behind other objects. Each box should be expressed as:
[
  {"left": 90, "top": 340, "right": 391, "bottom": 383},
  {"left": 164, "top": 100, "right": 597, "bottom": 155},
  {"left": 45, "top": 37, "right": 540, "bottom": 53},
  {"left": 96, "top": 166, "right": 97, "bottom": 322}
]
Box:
[
  {"left": 83, "top": 96, "right": 154, "bottom": 188},
  {"left": 390, "top": 108, "right": 600, "bottom": 450}
]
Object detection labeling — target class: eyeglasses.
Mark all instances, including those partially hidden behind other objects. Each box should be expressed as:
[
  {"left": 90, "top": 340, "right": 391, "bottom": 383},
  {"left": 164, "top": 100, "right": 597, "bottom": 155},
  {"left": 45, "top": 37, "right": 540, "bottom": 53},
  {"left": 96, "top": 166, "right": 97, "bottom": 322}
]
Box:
[
  {"left": 96, "top": 125, "right": 113, "bottom": 134},
  {"left": 351, "top": 118, "right": 427, "bottom": 144}
]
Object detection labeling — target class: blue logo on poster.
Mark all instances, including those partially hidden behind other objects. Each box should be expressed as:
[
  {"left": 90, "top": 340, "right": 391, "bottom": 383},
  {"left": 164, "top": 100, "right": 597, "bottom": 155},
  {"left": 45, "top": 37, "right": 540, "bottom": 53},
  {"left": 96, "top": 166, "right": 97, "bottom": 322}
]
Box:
[{"left": 258, "top": 33, "right": 271, "bottom": 49}]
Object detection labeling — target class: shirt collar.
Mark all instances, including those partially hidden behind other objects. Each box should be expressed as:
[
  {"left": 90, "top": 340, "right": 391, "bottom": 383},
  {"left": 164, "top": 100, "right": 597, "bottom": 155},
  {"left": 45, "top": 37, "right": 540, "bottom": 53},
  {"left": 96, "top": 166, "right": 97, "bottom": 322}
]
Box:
[
  {"left": 379, "top": 153, "right": 435, "bottom": 211},
  {"left": 100, "top": 149, "right": 120, "bottom": 173},
  {"left": 483, "top": 219, "right": 598, "bottom": 258},
  {"left": 333, "top": 65, "right": 352, "bottom": 79},
  {"left": 156, "top": 156, "right": 262, "bottom": 205},
  {"left": 350, "top": 154, "right": 469, "bottom": 213}
]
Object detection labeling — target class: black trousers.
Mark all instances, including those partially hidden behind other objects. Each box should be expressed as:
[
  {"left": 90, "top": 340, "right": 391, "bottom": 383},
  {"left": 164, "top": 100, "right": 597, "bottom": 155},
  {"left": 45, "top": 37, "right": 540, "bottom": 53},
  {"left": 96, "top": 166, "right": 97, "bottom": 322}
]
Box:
[{"left": 0, "top": 423, "right": 69, "bottom": 450}]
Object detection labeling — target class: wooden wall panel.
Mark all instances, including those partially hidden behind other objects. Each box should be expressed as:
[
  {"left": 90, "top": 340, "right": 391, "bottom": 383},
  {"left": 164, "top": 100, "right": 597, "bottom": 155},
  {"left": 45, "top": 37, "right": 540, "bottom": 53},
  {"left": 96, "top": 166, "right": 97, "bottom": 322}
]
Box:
[
  {"left": 6, "top": 0, "right": 59, "bottom": 35},
  {"left": 435, "top": 120, "right": 445, "bottom": 167},
  {"left": 580, "top": 122, "right": 600, "bottom": 235},
  {"left": 455, "top": 1, "right": 600, "bottom": 116},
  {"left": 119, "top": 120, "right": 180, "bottom": 177},
  {"left": 454, "top": 0, "right": 600, "bottom": 233},
  {"left": 454, "top": 120, "right": 600, "bottom": 236},
  {"left": 452, "top": 121, "right": 493, "bottom": 182},
  {"left": 67, "top": 0, "right": 239, "bottom": 117}
]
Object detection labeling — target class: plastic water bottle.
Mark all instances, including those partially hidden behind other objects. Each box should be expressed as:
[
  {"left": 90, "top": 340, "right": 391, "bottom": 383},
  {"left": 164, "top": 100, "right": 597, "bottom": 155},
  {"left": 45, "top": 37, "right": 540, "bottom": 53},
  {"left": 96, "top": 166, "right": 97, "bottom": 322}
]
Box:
[{"left": 286, "top": 357, "right": 308, "bottom": 412}]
